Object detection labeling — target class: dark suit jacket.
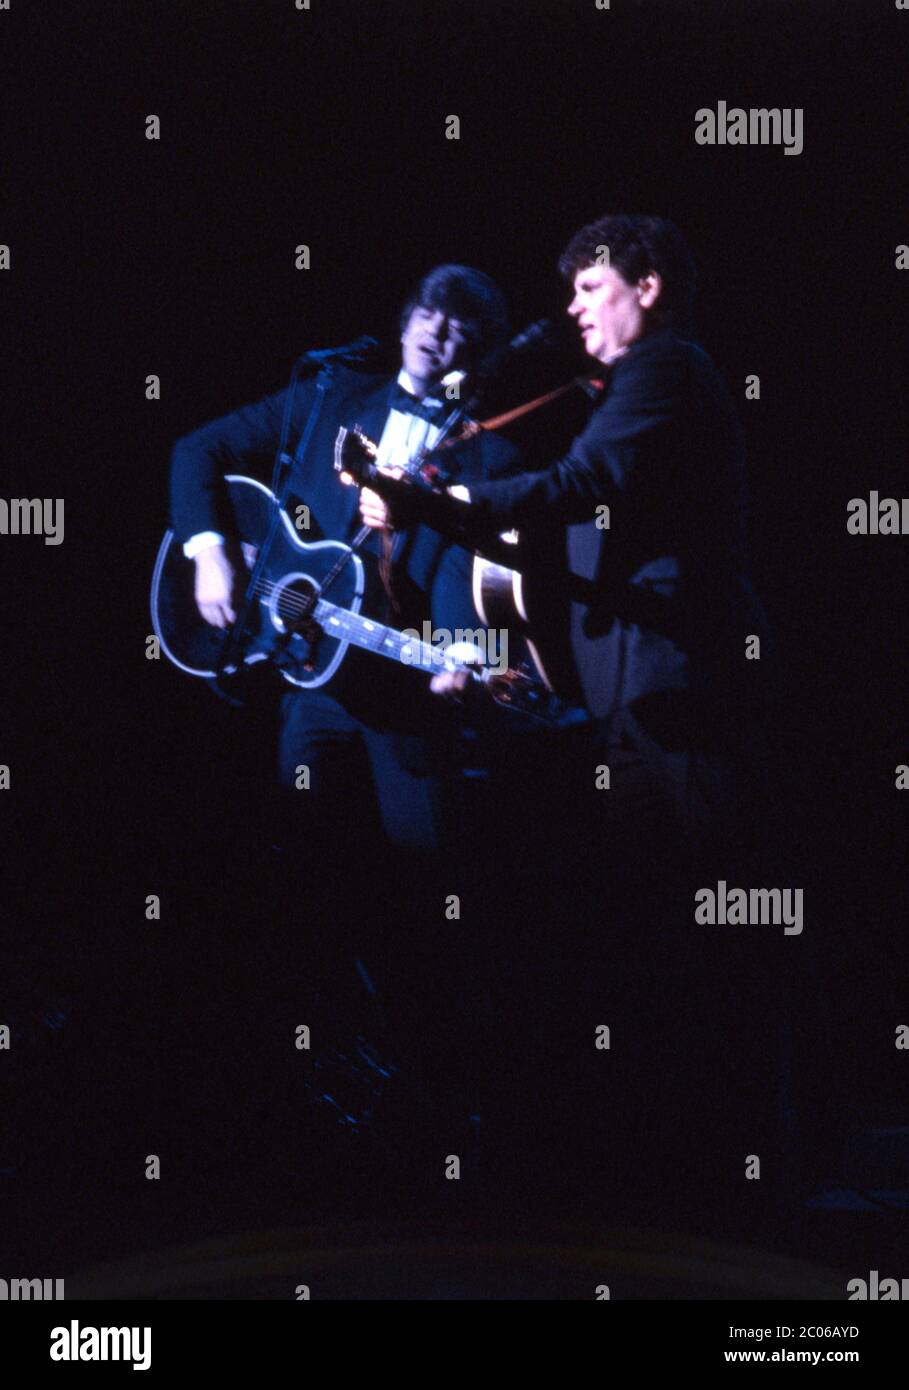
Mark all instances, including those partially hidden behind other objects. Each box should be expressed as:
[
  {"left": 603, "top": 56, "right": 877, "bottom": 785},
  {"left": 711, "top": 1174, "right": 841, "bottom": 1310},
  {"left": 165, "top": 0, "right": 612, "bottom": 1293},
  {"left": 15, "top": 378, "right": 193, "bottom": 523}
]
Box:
[
  {"left": 170, "top": 365, "right": 520, "bottom": 729},
  {"left": 467, "top": 330, "right": 770, "bottom": 746}
]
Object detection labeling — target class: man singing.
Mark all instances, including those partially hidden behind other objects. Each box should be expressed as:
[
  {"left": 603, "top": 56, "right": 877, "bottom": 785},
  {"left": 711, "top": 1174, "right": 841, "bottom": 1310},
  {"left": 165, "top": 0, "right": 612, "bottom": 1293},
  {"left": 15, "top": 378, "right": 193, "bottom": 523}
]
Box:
[
  {"left": 360, "top": 217, "right": 778, "bottom": 1205},
  {"left": 361, "top": 216, "right": 771, "bottom": 873},
  {"left": 170, "top": 264, "right": 520, "bottom": 867}
]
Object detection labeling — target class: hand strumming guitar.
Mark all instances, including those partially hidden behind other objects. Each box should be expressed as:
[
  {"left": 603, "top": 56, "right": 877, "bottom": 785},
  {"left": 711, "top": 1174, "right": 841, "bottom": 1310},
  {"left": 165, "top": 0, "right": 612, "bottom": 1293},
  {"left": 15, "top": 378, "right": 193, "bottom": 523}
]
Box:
[{"left": 194, "top": 544, "right": 237, "bottom": 628}]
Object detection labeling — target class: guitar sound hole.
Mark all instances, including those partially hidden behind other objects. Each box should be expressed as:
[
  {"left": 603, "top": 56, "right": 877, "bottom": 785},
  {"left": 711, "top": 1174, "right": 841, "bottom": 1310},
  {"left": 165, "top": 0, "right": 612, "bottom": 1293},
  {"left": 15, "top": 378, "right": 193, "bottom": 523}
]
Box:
[{"left": 276, "top": 578, "right": 318, "bottom": 633}]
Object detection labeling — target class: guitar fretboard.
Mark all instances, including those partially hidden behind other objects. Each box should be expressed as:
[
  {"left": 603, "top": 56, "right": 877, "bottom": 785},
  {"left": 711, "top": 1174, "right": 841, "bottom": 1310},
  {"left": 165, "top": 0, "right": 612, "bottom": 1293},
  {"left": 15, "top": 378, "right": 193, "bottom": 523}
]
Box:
[{"left": 313, "top": 599, "right": 466, "bottom": 676}]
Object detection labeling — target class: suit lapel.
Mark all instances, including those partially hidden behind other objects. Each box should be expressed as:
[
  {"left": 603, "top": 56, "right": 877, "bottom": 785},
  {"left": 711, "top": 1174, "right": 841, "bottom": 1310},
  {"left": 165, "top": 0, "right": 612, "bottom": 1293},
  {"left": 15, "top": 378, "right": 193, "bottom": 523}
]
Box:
[{"left": 352, "top": 378, "right": 396, "bottom": 447}]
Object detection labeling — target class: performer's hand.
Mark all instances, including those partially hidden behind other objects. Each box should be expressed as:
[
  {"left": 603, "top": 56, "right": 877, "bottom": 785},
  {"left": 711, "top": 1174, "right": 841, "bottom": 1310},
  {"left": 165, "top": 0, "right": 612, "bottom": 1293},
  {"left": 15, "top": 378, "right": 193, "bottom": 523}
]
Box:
[
  {"left": 194, "top": 546, "right": 237, "bottom": 628},
  {"left": 430, "top": 669, "right": 473, "bottom": 701},
  {"left": 359, "top": 464, "right": 404, "bottom": 529},
  {"left": 359, "top": 487, "right": 390, "bottom": 529}
]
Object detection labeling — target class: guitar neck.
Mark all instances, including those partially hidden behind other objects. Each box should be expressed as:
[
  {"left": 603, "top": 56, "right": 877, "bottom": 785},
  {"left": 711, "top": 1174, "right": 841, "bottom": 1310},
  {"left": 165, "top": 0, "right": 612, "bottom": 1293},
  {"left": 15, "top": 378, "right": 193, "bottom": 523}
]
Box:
[{"left": 313, "top": 599, "right": 464, "bottom": 678}]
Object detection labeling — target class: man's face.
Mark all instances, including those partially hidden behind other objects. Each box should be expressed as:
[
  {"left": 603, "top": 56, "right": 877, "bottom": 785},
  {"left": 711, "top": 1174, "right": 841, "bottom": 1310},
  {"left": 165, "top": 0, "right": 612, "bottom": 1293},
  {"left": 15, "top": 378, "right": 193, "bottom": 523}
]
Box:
[
  {"left": 568, "top": 262, "right": 654, "bottom": 364},
  {"left": 400, "top": 304, "right": 472, "bottom": 392}
]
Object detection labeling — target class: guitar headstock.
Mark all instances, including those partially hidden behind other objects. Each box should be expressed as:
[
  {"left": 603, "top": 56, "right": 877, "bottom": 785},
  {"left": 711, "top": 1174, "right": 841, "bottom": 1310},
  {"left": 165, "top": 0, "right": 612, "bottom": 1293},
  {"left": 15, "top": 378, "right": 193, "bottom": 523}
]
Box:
[{"left": 334, "top": 424, "right": 379, "bottom": 487}]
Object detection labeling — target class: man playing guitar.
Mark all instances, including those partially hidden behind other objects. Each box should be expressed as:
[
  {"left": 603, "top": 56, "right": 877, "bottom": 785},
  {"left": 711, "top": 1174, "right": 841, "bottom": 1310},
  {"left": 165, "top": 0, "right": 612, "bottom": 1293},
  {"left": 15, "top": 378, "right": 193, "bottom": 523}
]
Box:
[{"left": 170, "top": 265, "right": 522, "bottom": 866}]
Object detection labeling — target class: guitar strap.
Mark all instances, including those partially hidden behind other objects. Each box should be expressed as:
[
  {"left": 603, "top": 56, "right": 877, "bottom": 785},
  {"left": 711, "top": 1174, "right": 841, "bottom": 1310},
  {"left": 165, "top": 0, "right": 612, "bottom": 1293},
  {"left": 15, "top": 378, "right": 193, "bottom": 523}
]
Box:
[{"left": 379, "top": 528, "right": 403, "bottom": 622}]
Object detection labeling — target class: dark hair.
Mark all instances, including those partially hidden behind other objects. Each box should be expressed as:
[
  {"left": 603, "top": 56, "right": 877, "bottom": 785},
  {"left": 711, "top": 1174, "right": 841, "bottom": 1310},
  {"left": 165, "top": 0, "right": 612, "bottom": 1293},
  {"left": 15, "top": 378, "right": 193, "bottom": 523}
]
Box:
[
  {"left": 400, "top": 264, "right": 510, "bottom": 365},
  {"left": 558, "top": 215, "right": 696, "bottom": 328}
]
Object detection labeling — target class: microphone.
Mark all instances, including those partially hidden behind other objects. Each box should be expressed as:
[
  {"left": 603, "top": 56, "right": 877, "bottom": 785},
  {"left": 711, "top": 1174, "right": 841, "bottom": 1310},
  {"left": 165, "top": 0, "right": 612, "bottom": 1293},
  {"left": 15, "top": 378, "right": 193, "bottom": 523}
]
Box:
[
  {"left": 506, "top": 318, "right": 557, "bottom": 355},
  {"left": 481, "top": 319, "right": 557, "bottom": 380},
  {"left": 295, "top": 335, "right": 379, "bottom": 366}
]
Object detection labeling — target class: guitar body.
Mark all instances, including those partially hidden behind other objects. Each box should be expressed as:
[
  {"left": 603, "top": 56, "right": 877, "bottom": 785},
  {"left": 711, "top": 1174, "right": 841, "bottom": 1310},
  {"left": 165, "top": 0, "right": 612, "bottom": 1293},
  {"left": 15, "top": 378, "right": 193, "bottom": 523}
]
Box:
[
  {"left": 335, "top": 423, "right": 559, "bottom": 695},
  {"left": 151, "top": 475, "right": 364, "bottom": 688},
  {"left": 152, "top": 471, "right": 565, "bottom": 723},
  {"left": 472, "top": 545, "right": 555, "bottom": 691}
]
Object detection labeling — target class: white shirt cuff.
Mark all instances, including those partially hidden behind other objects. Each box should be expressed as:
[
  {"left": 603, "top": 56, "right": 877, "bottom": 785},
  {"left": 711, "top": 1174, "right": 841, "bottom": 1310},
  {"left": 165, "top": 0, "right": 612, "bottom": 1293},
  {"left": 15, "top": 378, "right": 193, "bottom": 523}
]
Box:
[{"left": 183, "top": 531, "right": 225, "bottom": 559}]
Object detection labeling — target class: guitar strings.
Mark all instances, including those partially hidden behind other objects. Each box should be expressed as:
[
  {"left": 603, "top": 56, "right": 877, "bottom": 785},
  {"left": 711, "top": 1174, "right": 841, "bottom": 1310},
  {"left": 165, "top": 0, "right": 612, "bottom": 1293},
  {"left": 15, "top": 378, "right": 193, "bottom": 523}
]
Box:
[
  {"left": 242, "top": 575, "right": 448, "bottom": 665},
  {"left": 219, "top": 569, "right": 542, "bottom": 706}
]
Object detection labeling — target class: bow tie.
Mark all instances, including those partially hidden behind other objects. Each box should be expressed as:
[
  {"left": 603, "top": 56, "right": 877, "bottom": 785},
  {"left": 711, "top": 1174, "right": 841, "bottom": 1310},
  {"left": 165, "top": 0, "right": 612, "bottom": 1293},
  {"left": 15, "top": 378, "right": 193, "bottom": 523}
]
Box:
[{"left": 390, "top": 383, "right": 447, "bottom": 422}]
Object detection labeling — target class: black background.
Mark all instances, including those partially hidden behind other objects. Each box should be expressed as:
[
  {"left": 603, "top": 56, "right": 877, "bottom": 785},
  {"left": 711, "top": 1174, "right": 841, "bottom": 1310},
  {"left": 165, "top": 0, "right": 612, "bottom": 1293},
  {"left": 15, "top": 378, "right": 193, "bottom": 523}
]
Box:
[{"left": 2, "top": 0, "right": 908, "bottom": 1287}]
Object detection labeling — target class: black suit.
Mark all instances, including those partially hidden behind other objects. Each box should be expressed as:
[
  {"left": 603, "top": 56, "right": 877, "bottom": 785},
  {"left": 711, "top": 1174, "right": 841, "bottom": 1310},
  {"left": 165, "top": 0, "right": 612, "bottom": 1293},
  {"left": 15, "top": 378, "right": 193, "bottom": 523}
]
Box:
[
  {"left": 170, "top": 365, "right": 521, "bottom": 858},
  {"left": 461, "top": 331, "right": 779, "bottom": 1197},
  {"left": 466, "top": 328, "right": 771, "bottom": 866},
  {"left": 469, "top": 330, "right": 765, "bottom": 713}
]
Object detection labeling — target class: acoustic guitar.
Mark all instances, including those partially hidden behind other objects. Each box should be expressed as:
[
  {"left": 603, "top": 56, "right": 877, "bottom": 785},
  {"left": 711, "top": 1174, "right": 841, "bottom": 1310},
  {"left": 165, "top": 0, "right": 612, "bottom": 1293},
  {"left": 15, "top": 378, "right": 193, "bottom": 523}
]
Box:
[{"left": 150, "top": 474, "right": 563, "bottom": 722}]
